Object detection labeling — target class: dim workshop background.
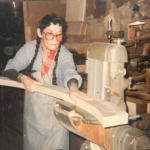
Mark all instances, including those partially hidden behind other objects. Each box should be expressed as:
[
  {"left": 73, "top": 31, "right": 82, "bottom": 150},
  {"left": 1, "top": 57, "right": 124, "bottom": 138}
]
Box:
[{"left": 0, "top": 0, "right": 150, "bottom": 150}]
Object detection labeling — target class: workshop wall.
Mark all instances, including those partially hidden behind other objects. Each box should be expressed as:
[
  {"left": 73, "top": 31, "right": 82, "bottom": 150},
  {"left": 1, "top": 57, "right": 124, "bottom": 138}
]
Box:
[
  {"left": 23, "top": 1, "right": 66, "bottom": 42},
  {"left": 1, "top": 0, "right": 150, "bottom": 149},
  {"left": 85, "top": 0, "right": 150, "bottom": 56}
]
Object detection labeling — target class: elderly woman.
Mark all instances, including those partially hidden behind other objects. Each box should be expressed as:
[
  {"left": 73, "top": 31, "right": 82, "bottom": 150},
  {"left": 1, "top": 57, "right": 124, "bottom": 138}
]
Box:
[{"left": 3, "top": 13, "right": 91, "bottom": 150}]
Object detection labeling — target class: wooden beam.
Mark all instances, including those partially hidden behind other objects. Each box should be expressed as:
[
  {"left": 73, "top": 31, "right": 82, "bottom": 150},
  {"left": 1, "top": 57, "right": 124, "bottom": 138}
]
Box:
[
  {"left": 0, "top": 77, "right": 128, "bottom": 128},
  {"left": 126, "top": 96, "right": 150, "bottom": 116},
  {"left": 126, "top": 90, "right": 150, "bottom": 101}
]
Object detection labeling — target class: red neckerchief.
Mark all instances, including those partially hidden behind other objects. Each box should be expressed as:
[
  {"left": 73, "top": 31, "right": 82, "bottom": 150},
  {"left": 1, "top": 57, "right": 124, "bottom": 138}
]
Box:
[{"left": 41, "top": 42, "right": 56, "bottom": 80}]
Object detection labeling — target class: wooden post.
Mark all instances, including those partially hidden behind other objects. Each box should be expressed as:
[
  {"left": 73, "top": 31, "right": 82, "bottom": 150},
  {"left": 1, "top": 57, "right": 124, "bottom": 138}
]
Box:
[
  {"left": 146, "top": 69, "right": 150, "bottom": 113},
  {"left": 146, "top": 68, "right": 150, "bottom": 88}
]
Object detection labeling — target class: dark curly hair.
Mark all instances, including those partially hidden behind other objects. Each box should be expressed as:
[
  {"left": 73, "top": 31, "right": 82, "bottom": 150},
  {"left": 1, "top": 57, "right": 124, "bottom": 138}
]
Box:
[{"left": 20, "top": 13, "right": 67, "bottom": 85}]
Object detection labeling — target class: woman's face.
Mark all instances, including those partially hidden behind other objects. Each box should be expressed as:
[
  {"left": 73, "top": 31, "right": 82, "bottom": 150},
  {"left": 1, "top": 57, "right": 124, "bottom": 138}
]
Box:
[{"left": 37, "top": 23, "right": 62, "bottom": 50}]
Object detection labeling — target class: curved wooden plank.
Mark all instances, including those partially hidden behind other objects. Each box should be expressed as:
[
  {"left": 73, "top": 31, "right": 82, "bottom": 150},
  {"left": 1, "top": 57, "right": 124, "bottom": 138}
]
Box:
[{"left": 0, "top": 77, "right": 128, "bottom": 127}]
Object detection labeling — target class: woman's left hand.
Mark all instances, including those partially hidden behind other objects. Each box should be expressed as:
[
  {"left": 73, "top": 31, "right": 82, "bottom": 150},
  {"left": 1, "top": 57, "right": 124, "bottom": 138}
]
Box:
[{"left": 69, "top": 83, "right": 92, "bottom": 103}]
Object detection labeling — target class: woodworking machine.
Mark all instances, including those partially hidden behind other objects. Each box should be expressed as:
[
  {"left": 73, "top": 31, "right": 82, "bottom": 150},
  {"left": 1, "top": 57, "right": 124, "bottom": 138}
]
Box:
[{"left": 54, "top": 42, "right": 150, "bottom": 150}]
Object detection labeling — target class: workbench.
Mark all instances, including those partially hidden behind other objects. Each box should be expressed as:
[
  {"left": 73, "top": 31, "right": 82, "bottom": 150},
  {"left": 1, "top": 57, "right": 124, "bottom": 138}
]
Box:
[{"left": 126, "top": 82, "right": 150, "bottom": 117}]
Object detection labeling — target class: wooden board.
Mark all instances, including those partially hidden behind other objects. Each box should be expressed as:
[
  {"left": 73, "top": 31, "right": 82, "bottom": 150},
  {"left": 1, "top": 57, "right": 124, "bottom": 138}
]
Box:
[
  {"left": 0, "top": 77, "right": 128, "bottom": 128},
  {"left": 64, "top": 43, "right": 91, "bottom": 54},
  {"left": 76, "top": 65, "right": 86, "bottom": 73},
  {"left": 66, "top": 22, "right": 87, "bottom": 35},
  {"left": 66, "top": 0, "right": 86, "bottom": 21},
  {"left": 126, "top": 82, "right": 150, "bottom": 101},
  {"left": 66, "top": 35, "right": 87, "bottom": 43},
  {"left": 126, "top": 96, "right": 149, "bottom": 117}
]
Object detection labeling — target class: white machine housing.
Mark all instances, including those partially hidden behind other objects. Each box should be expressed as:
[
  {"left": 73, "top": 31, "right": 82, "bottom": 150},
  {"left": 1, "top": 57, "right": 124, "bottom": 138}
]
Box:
[{"left": 86, "top": 42, "right": 131, "bottom": 110}]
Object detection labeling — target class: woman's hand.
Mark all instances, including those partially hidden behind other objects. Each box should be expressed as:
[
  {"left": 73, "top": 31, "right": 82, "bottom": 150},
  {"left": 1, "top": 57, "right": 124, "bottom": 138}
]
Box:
[
  {"left": 21, "top": 75, "right": 42, "bottom": 93},
  {"left": 69, "top": 83, "right": 92, "bottom": 103}
]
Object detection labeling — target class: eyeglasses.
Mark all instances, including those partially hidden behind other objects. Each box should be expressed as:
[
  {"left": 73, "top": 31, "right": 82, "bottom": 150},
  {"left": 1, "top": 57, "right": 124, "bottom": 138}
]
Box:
[{"left": 43, "top": 32, "right": 63, "bottom": 42}]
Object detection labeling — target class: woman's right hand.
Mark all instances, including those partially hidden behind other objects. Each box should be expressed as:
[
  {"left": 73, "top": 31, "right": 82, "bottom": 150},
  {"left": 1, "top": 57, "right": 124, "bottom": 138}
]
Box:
[{"left": 21, "top": 75, "right": 42, "bottom": 93}]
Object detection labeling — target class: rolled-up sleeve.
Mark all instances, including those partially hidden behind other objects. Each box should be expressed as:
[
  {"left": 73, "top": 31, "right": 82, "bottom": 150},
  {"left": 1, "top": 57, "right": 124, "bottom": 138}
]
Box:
[{"left": 59, "top": 47, "right": 82, "bottom": 89}]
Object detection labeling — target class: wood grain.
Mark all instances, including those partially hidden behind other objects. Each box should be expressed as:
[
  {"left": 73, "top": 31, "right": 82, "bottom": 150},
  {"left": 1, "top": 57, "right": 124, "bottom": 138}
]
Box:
[
  {"left": 0, "top": 77, "right": 128, "bottom": 128},
  {"left": 70, "top": 117, "right": 109, "bottom": 149},
  {"left": 66, "top": 0, "right": 86, "bottom": 21}
]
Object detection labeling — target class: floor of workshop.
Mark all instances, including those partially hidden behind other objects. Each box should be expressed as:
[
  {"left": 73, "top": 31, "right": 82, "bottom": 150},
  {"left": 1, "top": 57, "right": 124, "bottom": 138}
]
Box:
[
  {"left": 70, "top": 132, "right": 86, "bottom": 150},
  {"left": 0, "top": 137, "right": 21, "bottom": 150},
  {"left": 0, "top": 132, "right": 86, "bottom": 150}
]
